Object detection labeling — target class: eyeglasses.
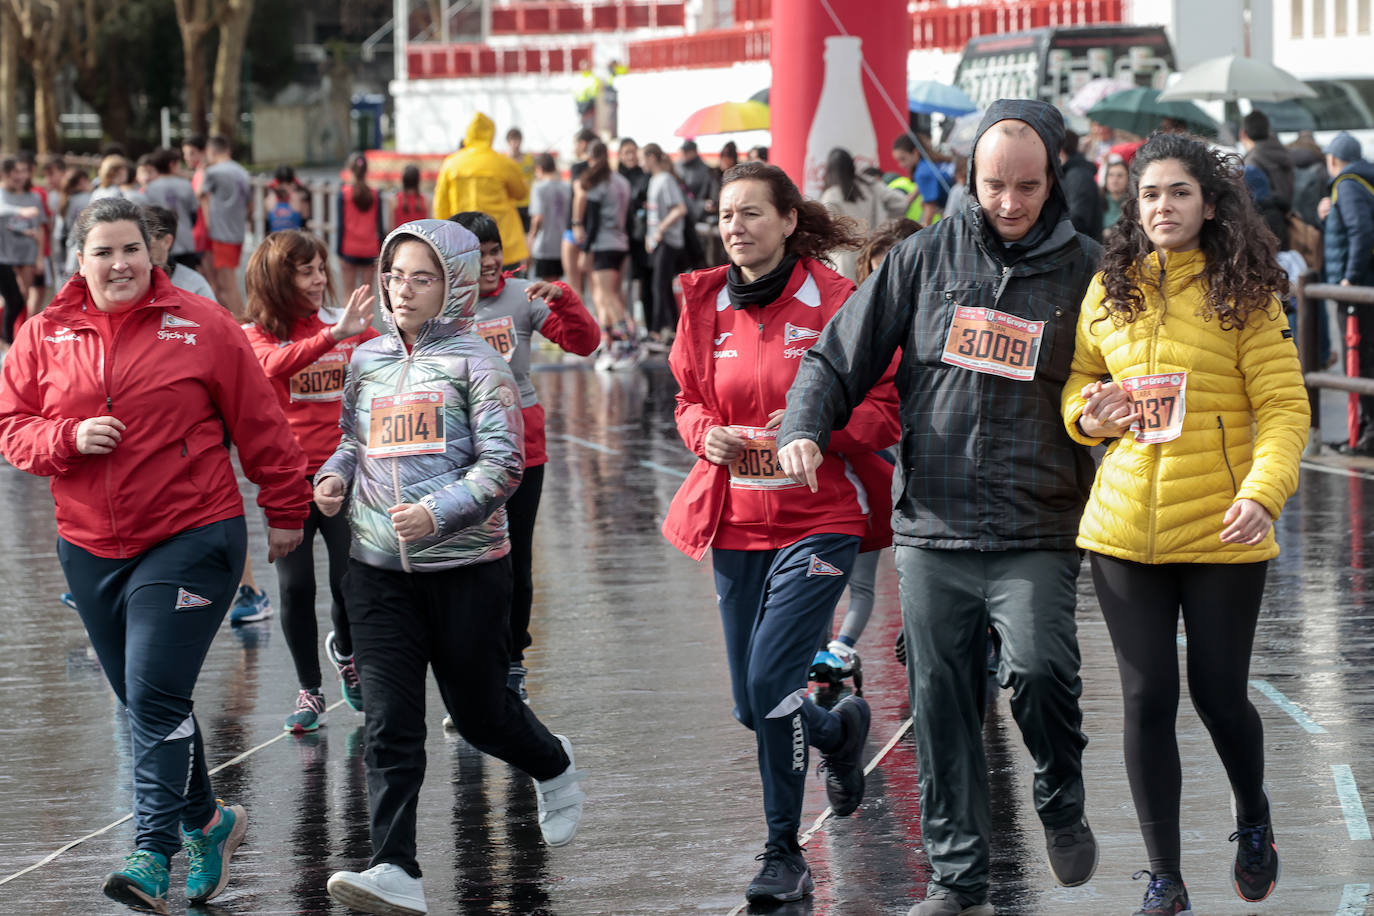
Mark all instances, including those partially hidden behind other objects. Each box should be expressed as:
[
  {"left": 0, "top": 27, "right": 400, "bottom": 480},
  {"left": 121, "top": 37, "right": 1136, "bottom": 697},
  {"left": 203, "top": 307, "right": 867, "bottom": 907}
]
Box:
[{"left": 382, "top": 272, "right": 440, "bottom": 292}]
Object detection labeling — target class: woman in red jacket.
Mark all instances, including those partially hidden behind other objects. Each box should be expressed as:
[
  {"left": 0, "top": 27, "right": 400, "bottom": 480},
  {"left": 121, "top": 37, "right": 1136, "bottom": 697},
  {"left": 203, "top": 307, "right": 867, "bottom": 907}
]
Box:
[
  {"left": 243, "top": 229, "right": 378, "bottom": 732},
  {"left": 661, "top": 162, "right": 900, "bottom": 905},
  {"left": 0, "top": 197, "right": 310, "bottom": 913},
  {"left": 338, "top": 154, "right": 384, "bottom": 295}
]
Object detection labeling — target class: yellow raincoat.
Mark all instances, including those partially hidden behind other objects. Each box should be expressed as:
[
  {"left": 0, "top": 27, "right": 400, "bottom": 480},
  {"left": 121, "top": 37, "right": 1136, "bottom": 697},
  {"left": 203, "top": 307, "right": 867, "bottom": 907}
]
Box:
[{"left": 433, "top": 113, "right": 530, "bottom": 264}]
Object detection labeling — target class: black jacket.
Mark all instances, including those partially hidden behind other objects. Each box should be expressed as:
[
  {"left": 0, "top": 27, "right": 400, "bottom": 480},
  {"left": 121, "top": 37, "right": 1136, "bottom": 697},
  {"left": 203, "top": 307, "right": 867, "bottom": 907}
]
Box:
[
  {"left": 780, "top": 99, "right": 1101, "bottom": 550},
  {"left": 1246, "top": 137, "right": 1295, "bottom": 212},
  {"left": 1060, "top": 151, "right": 1104, "bottom": 242}
]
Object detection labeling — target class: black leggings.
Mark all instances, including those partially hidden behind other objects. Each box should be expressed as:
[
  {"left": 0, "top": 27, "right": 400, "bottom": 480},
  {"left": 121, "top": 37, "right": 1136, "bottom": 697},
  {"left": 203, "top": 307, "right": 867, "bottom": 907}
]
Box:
[
  {"left": 277, "top": 496, "right": 353, "bottom": 689},
  {"left": 1089, "top": 553, "right": 1270, "bottom": 876},
  {"left": 506, "top": 463, "right": 545, "bottom": 666},
  {"left": 648, "top": 242, "right": 683, "bottom": 335},
  {"left": 0, "top": 265, "right": 24, "bottom": 343}
]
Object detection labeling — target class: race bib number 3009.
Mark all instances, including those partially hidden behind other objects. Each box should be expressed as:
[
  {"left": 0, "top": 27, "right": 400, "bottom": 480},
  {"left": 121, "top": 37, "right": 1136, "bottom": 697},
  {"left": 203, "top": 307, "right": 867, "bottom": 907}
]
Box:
[
  {"left": 941, "top": 306, "right": 1044, "bottom": 381},
  {"left": 728, "top": 427, "right": 803, "bottom": 491},
  {"left": 1122, "top": 372, "right": 1187, "bottom": 444},
  {"left": 367, "top": 392, "right": 446, "bottom": 457}
]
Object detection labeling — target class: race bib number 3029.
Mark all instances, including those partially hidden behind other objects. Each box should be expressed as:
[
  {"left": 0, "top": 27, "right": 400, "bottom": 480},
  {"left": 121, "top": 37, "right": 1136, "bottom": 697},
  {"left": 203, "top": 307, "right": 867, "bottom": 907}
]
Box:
[
  {"left": 367, "top": 392, "right": 446, "bottom": 457},
  {"left": 728, "top": 427, "right": 803, "bottom": 491},
  {"left": 941, "top": 306, "right": 1044, "bottom": 381},
  {"left": 1122, "top": 372, "right": 1187, "bottom": 444},
  {"left": 289, "top": 352, "right": 348, "bottom": 402}
]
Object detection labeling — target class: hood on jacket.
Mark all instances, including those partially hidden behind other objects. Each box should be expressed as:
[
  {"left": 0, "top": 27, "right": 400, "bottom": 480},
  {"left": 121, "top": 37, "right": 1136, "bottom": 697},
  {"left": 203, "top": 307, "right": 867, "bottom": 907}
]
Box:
[
  {"left": 378, "top": 219, "right": 481, "bottom": 338},
  {"left": 966, "top": 98, "right": 1071, "bottom": 238},
  {"left": 1333, "top": 157, "right": 1374, "bottom": 190},
  {"left": 464, "top": 113, "right": 495, "bottom": 150}
]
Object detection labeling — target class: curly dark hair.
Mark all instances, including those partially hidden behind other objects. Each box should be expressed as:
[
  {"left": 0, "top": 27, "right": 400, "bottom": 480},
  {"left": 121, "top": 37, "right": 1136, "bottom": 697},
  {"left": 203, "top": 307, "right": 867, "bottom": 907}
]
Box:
[
  {"left": 1098, "top": 132, "right": 1287, "bottom": 329},
  {"left": 720, "top": 161, "right": 863, "bottom": 264}
]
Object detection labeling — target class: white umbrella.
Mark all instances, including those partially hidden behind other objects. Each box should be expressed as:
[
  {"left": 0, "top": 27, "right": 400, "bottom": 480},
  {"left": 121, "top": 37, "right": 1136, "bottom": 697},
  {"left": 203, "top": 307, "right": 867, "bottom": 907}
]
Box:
[
  {"left": 1069, "top": 77, "right": 1135, "bottom": 116},
  {"left": 1157, "top": 54, "right": 1316, "bottom": 103}
]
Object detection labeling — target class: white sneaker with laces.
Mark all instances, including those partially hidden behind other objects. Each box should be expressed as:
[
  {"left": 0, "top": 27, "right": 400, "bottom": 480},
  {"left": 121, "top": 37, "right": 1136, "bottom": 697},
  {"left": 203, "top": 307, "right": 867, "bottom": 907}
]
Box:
[
  {"left": 827, "top": 640, "right": 857, "bottom": 665},
  {"left": 327, "top": 863, "right": 427, "bottom": 916},
  {"left": 534, "top": 734, "right": 587, "bottom": 847},
  {"left": 594, "top": 349, "right": 615, "bottom": 372}
]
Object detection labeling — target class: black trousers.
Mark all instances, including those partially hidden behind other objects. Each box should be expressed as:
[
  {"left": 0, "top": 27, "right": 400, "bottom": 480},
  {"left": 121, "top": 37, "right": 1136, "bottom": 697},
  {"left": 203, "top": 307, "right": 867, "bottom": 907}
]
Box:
[
  {"left": 276, "top": 495, "right": 352, "bottom": 689},
  {"left": 0, "top": 265, "right": 24, "bottom": 343},
  {"left": 346, "top": 557, "right": 569, "bottom": 877},
  {"left": 648, "top": 242, "right": 683, "bottom": 335},
  {"left": 1089, "top": 553, "right": 1269, "bottom": 876},
  {"left": 506, "top": 463, "right": 545, "bottom": 665}
]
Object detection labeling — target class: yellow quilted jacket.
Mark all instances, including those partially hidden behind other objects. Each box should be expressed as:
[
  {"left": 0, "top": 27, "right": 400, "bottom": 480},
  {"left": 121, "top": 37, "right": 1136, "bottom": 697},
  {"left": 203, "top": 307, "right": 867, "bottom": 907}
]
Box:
[{"left": 1062, "top": 249, "right": 1309, "bottom": 564}]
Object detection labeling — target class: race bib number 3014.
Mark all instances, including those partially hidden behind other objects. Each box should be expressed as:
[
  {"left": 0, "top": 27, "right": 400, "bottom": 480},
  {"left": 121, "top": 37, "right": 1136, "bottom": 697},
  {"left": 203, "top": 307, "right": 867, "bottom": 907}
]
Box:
[
  {"left": 1122, "top": 372, "right": 1187, "bottom": 444},
  {"left": 728, "top": 427, "right": 803, "bottom": 491},
  {"left": 941, "top": 306, "right": 1044, "bottom": 381},
  {"left": 367, "top": 392, "right": 446, "bottom": 457}
]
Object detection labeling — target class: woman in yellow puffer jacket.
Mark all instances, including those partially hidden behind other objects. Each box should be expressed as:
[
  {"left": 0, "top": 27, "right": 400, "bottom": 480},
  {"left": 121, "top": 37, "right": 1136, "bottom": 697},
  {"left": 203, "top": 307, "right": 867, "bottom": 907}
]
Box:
[{"left": 1062, "top": 132, "right": 1308, "bottom": 916}]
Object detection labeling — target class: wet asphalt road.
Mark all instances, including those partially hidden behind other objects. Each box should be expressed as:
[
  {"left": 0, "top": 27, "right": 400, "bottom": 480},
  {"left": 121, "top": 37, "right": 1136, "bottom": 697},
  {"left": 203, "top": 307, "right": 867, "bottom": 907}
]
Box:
[{"left": 0, "top": 359, "right": 1371, "bottom": 916}]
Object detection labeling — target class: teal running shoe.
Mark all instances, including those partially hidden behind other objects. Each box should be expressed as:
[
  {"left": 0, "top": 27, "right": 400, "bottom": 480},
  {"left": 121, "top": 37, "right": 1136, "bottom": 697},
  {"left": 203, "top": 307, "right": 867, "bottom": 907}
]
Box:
[
  {"left": 102, "top": 849, "right": 169, "bottom": 914},
  {"left": 326, "top": 631, "right": 363, "bottom": 712},
  {"left": 228, "top": 586, "right": 272, "bottom": 624},
  {"left": 181, "top": 801, "right": 246, "bottom": 904},
  {"left": 284, "top": 688, "right": 327, "bottom": 733}
]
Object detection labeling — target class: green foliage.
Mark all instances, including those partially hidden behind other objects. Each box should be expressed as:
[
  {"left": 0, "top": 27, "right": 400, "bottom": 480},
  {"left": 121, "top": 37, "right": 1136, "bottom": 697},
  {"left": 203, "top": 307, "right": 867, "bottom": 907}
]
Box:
[{"left": 247, "top": 1, "right": 301, "bottom": 99}]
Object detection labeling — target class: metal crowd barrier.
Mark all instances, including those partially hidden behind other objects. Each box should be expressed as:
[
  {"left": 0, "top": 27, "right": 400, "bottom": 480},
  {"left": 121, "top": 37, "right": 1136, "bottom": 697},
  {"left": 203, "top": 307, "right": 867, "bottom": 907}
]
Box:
[{"left": 1295, "top": 276, "right": 1374, "bottom": 453}]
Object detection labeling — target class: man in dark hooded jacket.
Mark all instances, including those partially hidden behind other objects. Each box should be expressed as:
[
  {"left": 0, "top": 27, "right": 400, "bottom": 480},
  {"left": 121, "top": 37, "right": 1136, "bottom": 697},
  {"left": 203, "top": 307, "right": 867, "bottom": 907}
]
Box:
[{"left": 777, "top": 99, "right": 1100, "bottom": 916}]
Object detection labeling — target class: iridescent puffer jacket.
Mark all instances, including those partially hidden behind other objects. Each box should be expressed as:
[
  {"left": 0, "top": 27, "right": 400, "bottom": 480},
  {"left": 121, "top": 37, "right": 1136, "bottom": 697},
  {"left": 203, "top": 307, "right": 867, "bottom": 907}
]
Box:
[{"left": 316, "top": 219, "right": 524, "bottom": 571}]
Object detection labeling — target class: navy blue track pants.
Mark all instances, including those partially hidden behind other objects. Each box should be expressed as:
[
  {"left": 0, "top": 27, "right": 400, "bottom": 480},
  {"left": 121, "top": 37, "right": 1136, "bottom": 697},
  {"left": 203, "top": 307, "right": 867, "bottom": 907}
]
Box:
[
  {"left": 59, "top": 517, "right": 247, "bottom": 860},
  {"left": 712, "top": 532, "right": 858, "bottom": 847}
]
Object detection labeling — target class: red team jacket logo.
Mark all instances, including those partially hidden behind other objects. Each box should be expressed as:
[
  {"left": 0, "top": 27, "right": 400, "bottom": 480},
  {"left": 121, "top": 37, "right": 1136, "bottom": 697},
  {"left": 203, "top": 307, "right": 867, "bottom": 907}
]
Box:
[{"left": 784, "top": 323, "right": 820, "bottom": 360}]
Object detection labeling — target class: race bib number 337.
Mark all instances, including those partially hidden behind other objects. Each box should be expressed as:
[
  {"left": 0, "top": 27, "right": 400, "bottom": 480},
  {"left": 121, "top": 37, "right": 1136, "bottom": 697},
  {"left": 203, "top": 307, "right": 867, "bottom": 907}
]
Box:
[
  {"left": 729, "top": 427, "right": 803, "bottom": 490},
  {"left": 1122, "top": 372, "right": 1187, "bottom": 444},
  {"left": 367, "top": 392, "right": 446, "bottom": 457},
  {"left": 941, "top": 306, "right": 1044, "bottom": 381}
]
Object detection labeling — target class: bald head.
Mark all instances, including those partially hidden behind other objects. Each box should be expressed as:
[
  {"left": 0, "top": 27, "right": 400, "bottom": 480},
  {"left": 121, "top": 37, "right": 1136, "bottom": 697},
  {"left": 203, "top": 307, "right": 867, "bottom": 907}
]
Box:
[{"left": 973, "top": 119, "right": 1053, "bottom": 242}]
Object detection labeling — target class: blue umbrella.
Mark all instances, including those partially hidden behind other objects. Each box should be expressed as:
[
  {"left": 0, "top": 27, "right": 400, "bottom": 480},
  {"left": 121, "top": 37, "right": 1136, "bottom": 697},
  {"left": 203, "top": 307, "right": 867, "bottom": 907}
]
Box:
[{"left": 907, "top": 80, "right": 978, "bottom": 117}]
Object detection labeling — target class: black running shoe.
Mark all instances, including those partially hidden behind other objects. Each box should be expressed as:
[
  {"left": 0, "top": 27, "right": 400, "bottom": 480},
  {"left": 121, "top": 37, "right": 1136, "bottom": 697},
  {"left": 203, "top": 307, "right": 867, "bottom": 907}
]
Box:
[
  {"left": 1132, "top": 870, "right": 1192, "bottom": 915},
  {"left": 1045, "top": 814, "right": 1098, "bottom": 886},
  {"left": 745, "top": 844, "right": 813, "bottom": 902},
  {"left": 1230, "top": 820, "right": 1279, "bottom": 902},
  {"left": 819, "top": 695, "right": 870, "bottom": 817}
]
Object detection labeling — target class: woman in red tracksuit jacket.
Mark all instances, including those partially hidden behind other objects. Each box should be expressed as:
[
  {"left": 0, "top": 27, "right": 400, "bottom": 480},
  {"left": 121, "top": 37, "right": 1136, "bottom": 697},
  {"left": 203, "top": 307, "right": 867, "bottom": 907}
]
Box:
[
  {"left": 661, "top": 161, "right": 900, "bottom": 905},
  {"left": 242, "top": 229, "right": 379, "bottom": 733},
  {"left": 0, "top": 197, "right": 310, "bottom": 914}
]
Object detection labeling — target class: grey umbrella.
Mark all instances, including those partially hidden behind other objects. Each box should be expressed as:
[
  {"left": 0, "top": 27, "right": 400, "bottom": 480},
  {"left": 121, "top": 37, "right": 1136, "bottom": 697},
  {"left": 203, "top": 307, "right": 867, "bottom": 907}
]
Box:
[{"left": 1157, "top": 54, "right": 1316, "bottom": 103}]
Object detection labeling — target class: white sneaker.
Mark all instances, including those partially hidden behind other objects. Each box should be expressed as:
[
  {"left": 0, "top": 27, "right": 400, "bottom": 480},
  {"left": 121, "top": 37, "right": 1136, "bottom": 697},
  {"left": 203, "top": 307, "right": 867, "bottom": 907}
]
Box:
[
  {"left": 327, "top": 863, "right": 427, "bottom": 916},
  {"left": 441, "top": 714, "right": 456, "bottom": 731},
  {"left": 827, "top": 640, "right": 858, "bottom": 665},
  {"left": 594, "top": 349, "right": 615, "bottom": 372},
  {"left": 534, "top": 734, "right": 587, "bottom": 847},
  {"left": 612, "top": 343, "right": 642, "bottom": 371}
]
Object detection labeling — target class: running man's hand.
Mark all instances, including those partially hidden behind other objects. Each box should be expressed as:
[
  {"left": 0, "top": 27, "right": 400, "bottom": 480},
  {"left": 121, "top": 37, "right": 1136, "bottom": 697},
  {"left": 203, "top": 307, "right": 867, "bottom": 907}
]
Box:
[
  {"left": 524, "top": 280, "right": 563, "bottom": 302},
  {"left": 75, "top": 416, "right": 126, "bottom": 455},
  {"left": 1220, "top": 498, "right": 1273, "bottom": 545},
  {"left": 330, "top": 284, "right": 376, "bottom": 341},
  {"left": 763, "top": 408, "right": 786, "bottom": 429},
  {"left": 703, "top": 425, "right": 747, "bottom": 466},
  {"left": 388, "top": 503, "right": 436, "bottom": 541},
  {"left": 1077, "top": 380, "right": 1139, "bottom": 438},
  {"left": 314, "top": 476, "right": 346, "bottom": 516},
  {"left": 267, "top": 526, "right": 303, "bottom": 562},
  {"left": 778, "top": 438, "right": 822, "bottom": 493}
]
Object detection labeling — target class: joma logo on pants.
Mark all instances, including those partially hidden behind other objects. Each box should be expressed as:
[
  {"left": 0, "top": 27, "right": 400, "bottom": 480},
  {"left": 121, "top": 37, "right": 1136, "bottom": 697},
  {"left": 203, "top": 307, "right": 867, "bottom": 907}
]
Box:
[{"left": 791, "top": 713, "right": 805, "bottom": 772}]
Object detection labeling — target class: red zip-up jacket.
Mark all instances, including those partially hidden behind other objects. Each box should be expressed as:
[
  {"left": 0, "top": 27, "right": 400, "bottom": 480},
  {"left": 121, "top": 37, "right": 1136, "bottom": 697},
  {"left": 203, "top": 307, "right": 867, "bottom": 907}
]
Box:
[
  {"left": 0, "top": 269, "right": 310, "bottom": 558},
  {"left": 242, "top": 313, "right": 379, "bottom": 475},
  {"left": 662, "top": 258, "right": 899, "bottom": 560}
]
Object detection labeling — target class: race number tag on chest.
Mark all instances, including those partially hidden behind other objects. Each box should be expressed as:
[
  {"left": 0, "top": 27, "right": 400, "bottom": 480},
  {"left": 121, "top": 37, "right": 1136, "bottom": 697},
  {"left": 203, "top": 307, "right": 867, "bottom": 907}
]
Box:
[
  {"left": 476, "top": 316, "right": 517, "bottom": 362},
  {"left": 289, "top": 352, "right": 348, "bottom": 402},
  {"left": 941, "top": 306, "right": 1044, "bottom": 381},
  {"left": 728, "top": 427, "right": 803, "bottom": 491},
  {"left": 367, "top": 391, "right": 446, "bottom": 457},
  {"left": 1122, "top": 372, "right": 1187, "bottom": 444}
]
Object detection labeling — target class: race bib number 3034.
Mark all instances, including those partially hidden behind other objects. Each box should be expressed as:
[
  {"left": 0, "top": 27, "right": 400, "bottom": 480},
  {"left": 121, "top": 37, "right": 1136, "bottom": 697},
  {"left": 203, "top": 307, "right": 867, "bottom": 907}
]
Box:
[
  {"left": 367, "top": 392, "right": 446, "bottom": 457},
  {"left": 1122, "top": 372, "right": 1187, "bottom": 444},
  {"left": 941, "top": 306, "right": 1044, "bottom": 381},
  {"left": 728, "top": 427, "right": 803, "bottom": 491}
]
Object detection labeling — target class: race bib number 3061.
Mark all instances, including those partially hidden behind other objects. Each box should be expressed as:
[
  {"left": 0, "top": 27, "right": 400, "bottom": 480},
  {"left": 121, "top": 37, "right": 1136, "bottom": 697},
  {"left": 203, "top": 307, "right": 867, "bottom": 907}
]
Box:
[
  {"left": 1122, "top": 372, "right": 1187, "bottom": 444},
  {"left": 728, "top": 427, "right": 803, "bottom": 490},
  {"left": 941, "top": 306, "right": 1044, "bottom": 381},
  {"left": 367, "top": 392, "right": 446, "bottom": 457}
]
